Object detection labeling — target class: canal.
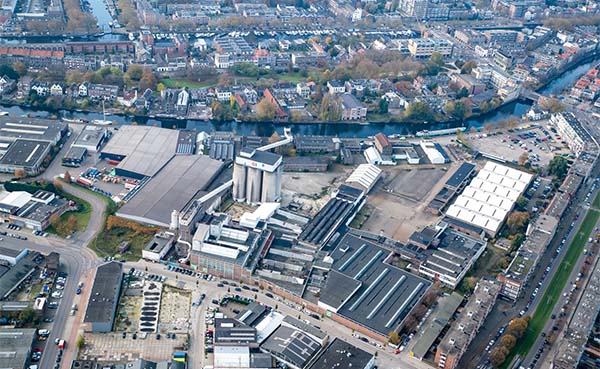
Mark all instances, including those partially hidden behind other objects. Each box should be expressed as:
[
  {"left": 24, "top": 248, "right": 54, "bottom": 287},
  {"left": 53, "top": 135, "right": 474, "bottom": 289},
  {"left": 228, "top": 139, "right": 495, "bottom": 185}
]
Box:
[
  {"left": 86, "top": 0, "right": 113, "bottom": 32},
  {"left": 0, "top": 56, "right": 597, "bottom": 138}
]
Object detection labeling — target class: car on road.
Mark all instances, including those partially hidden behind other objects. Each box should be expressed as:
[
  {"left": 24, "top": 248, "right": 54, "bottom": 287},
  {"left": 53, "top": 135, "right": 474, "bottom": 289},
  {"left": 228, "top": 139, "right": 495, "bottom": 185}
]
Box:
[
  {"left": 48, "top": 302, "right": 58, "bottom": 309},
  {"left": 265, "top": 293, "right": 274, "bottom": 298},
  {"left": 51, "top": 292, "right": 63, "bottom": 299}
]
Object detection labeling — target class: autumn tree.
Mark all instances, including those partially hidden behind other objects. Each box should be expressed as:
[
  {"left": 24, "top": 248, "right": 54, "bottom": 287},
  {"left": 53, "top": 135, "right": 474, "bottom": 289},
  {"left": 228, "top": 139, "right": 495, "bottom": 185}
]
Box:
[
  {"left": 268, "top": 131, "right": 282, "bottom": 144},
  {"left": 138, "top": 69, "right": 157, "bottom": 91},
  {"left": 256, "top": 97, "right": 276, "bottom": 121},
  {"left": 489, "top": 346, "right": 507, "bottom": 367},
  {"left": 507, "top": 317, "right": 528, "bottom": 338},
  {"left": 76, "top": 334, "right": 86, "bottom": 349},
  {"left": 53, "top": 179, "right": 63, "bottom": 191},
  {"left": 538, "top": 97, "right": 565, "bottom": 113},
  {"left": 518, "top": 152, "right": 529, "bottom": 166},
  {"left": 12, "top": 61, "right": 27, "bottom": 77},
  {"left": 499, "top": 333, "right": 517, "bottom": 350},
  {"left": 389, "top": 331, "right": 401, "bottom": 345},
  {"left": 64, "top": 171, "right": 72, "bottom": 183},
  {"left": 460, "top": 60, "right": 477, "bottom": 74},
  {"left": 445, "top": 100, "right": 471, "bottom": 121},
  {"left": 506, "top": 211, "right": 529, "bottom": 234},
  {"left": 14, "top": 169, "right": 26, "bottom": 179}
]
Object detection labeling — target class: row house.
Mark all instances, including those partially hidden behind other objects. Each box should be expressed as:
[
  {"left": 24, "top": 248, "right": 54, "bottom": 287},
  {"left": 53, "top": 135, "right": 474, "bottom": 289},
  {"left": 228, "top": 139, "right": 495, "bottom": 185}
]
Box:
[
  {"left": 0, "top": 75, "right": 16, "bottom": 95},
  {"left": 79, "top": 82, "right": 119, "bottom": 100}
]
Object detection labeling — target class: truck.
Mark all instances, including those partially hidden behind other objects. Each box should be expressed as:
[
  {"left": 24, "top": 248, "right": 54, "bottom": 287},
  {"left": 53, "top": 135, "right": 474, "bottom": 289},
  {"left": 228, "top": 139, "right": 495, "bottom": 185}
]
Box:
[
  {"left": 57, "top": 339, "right": 66, "bottom": 349},
  {"left": 76, "top": 177, "right": 93, "bottom": 187}
]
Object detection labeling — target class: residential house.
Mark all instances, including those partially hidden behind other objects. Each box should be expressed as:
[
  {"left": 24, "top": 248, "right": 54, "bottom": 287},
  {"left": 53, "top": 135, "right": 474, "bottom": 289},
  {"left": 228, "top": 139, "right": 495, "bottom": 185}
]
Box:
[
  {"left": 327, "top": 80, "right": 346, "bottom": 94},
  {"left": 17, "top": 76, "right": 34, "bottom": 98},
  {"left": 341, "top": 93, "right": 367, "bottom": 120},
  {"left": 215, "top": 88, "right": 232, "bottom": 102},
  {"left": 78, "top": 81, "right": 89, "bottom": 97},
  {"left": 0, "top": 75, "right": 16, "bottom": 95},
  {"left": 31, "top": 81, "right": 49, "bottom": 97},
  {"left": 88, "top": 84, "right": 119, "bottom": 100},
  {"left": 345, "top": 80, "right": 366, "bottom": 97},
  {"left": 296, "top": 82, "right": 311, "bottom": 98},
  {"left": 135, "top": 88, "right": 154, "bottom": 111},
  {"left": 243, "top": 88, "right": 258, "bottom": 104},
  {"left": 176, "top": 89, "right": 189, "bottom": 116},
  {"left": 117, "top": 89, "right": 138, "bottom": 107},
  {"left": 50, "top": 83, "right": 64, "bottom": 96}
]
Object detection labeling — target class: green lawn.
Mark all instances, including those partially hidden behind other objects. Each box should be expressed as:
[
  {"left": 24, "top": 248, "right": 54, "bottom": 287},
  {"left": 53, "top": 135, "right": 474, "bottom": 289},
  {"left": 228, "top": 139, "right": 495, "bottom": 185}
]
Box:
[
  {"left": 88, "top": 226, "right": 154, "bottom": 262},
  {"left": 46, "top": 195, "right": 92, "bottom": 237},
  {"left": 275, "top": 73, "right": 305, "bottom": 83},
  {"left": 159, "top": 78, "right": 217, "bottom": 89},
  {"left": 502, "top": 194, "right": 600, "bottom": 367}
]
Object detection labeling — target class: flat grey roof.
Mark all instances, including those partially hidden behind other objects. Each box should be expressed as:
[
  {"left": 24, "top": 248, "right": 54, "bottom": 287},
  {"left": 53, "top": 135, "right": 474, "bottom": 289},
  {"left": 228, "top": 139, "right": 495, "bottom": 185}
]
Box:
[
  {"left": 0, "top": 116, "right": 66, "bottom": 143},
  {"left": 309, "top": 338, "right": 373, "bottom": 369},
  {"left": 446, "top": 162, "right": 475, "bottom": 189},
  {"left": 73, "top": 126, "right": 106, "bottom": 149},
  {"left": 261, "top": 325, "right": 322, "bottom": 368},
  {"left": 0, "top": 246, "right": 22, "bottom": 258},
  {"left": 101, "top": 125, "right": 179, "bottom": 177},
  {"left": 0, "top": 139, "right": 50, "bottom": 168},
  {"left": 0, "top": 251, "right": 38, "bottom": 299},
  {"left": 322, "top": 234, "right": 431, "bottom": 336},
  {"left": 84, "top": 262, "right": 122, "bottom": 325},
  {"left": 117, "top": 155, "right": 224, "bottom": 227},
  {"left": 0, "top": 328, "right": 36, "bottom": 369}
]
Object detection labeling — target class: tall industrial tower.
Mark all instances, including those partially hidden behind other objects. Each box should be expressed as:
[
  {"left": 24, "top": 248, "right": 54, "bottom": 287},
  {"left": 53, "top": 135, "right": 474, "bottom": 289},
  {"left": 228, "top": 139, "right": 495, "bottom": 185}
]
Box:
[{"left": 232, "top": 147, "right": 283, "bottom": 205}]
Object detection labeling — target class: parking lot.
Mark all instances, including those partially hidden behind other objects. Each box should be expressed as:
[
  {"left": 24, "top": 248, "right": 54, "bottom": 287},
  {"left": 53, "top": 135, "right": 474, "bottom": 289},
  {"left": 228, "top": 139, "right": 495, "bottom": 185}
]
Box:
[
  {"left": 459, "top": 125, "right": 568, "bottom": 167},
  {"left": 81, "top": 331, "right": 187, "bottom": 362}
]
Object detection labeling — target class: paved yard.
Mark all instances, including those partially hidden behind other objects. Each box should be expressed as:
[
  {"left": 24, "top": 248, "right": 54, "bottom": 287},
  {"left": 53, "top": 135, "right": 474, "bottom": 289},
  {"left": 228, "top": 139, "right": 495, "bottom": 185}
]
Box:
[{"left": 81, "top": 332, "right": 187, "bottom": 362}]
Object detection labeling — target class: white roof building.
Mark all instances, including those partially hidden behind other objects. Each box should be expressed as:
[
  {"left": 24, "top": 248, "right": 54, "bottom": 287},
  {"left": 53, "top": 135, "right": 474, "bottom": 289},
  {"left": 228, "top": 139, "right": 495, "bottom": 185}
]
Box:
[
  {"left": 214, "top": 346, "right": 250, "bottom": 368},
  {"left": 446, "top": 161, "right": 533, "bottom": 235},
  {"left": 345, "top": 164, "right": 382, "bottom": 193},
  {"left": 0, "top": 191, "right": 32, "bottom": 209},
  {"left": 420, "top": 141, "right": 445, "bottom": 164}
]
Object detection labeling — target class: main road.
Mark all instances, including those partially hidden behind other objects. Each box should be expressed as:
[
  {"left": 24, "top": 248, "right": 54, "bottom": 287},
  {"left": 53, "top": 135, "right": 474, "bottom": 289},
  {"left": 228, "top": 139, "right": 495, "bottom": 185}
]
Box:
[{"left": 1, "top": 182, "right": 106, "bottom": 369}]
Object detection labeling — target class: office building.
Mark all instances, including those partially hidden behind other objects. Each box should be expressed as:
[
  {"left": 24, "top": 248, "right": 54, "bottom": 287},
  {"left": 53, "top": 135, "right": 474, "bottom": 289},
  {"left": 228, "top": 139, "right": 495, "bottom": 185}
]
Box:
[
  {"left": 407, "top": 37, "right": 453, "bottom": 58},
  {"left": 83, "top": 262, "right": 123, "bottom": 332},
  {"left": 550, "top": 112, "right": 593, "bottom": 158}
]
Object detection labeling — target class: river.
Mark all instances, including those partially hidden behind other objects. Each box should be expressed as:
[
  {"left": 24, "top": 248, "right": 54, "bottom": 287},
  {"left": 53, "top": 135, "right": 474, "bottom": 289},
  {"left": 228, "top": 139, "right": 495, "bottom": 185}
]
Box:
[
  {"left": 86, "top": 0, "right": 113, "bottom": 32},
  {"left": 0, "top": 57, "right": 597, "bottom": 138}
]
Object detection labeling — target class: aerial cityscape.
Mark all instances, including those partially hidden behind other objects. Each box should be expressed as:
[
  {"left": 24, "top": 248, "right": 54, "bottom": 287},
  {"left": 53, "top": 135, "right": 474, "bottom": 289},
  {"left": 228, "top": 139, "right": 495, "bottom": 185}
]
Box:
[{"left": 0, "top": 1, "right": 599, "bottom": 369}]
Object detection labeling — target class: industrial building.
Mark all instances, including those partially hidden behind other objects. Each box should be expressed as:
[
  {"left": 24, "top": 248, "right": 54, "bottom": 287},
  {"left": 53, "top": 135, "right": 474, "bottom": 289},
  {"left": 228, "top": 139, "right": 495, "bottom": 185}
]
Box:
[
  {"left": 232, "top": 147, "right": 283, "bottom": 205},
  {"left": 345, "top": 164, "right": 382, "bottom": 194},
  {"left": 434, "top": 279, "right": 500, "bottom": 369},
  {"left": 0, "top": 139, "right": 51, "bottom": 175},
  {"left": 445, "top": 161, "right": 533, "bottom": 236},
  {"left": 0, "top": 251, "right": 40, "bottom": 300},
  {"left": 318, "top": 234, "right": 431, "bottom": 337},
  {"left": 0, "top": 328, "right": 36, "bottom": 369},
  {"left": 0, "top": 190, "right": 68, "bottom": 231},
  {"left": 116, "top": 155, "right": 224, "bottom": 227},
  {"left": 71, "top": 126, "right": 107, "bottom": 153},
  {"left": 409, "top": 222, "right": 487, "bottom": 289},
  {"left": 260, "top": 325, "right": 322, "bottom": 369},
  {"left": 427, "top": 162, "right": 477, "bottom": 214},
  {"left": 191, "top": 213, "right": 270, "bottom": 279},
  {"left": 83, "top": 262, "right": 123, "bottom": 333},
  {"left": 373, "top": 133, "right": 392, "bottom": 155},
  {"left": 142, "top": 232, "right": 175, "bottom": 262},
  {"left": 62, "top": 146, "right": 87, "bottom": 167},
  {"left": 100, "top": 125, "right": 180, "bottom": 179},
  {"left": 294, "top": 135, "right": 340, "bottom": 154},
  {"left": 0, "top": 247, "right": 27, "bottom": 265},
  {"left": 308, "top": 338, "right": 374, "bottom": 369},
  {"left": 299, "top": 185, "right": 365, "bottom": 248}
]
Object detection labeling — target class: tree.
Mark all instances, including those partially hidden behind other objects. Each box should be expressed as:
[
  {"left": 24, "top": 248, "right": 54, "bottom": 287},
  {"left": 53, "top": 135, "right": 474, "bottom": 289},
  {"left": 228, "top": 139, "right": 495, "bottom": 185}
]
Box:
[
  {"left": 268, "top": 131, "right": 282, "bottom": 144},
  {"left": 19, "top": 307, "right": 35, "bottom": 324},
  {"left": 500, "top": 334, "right": 517, "bottom": 350},
  {"left": 538, "top": 97, "right": 565, "bottom": 113},
  {"left": 508, "top": 317, "right": 528, "bottom": 338},
  {"left": 456, "top": 86, "right": 470, "bottom": 98},
  {"left": 256, "top": 97, "right": 276, "bottom": 121},
  {"left": 461, "top": 276, "right": 477, "bottom": 293},
  {"left": 64, "top": 171, "right": 72, "bottom": 183},
  {"left": 489, "top": 346, "right": 507, "bottom": 367},
  {"left": 76, "top": 334, "right": 86, "bottom": 350},
  {"left": 12, "top": 61, "right": 27, "bottom": 77},
  {"left": 515, "top": 195, "right": 528, "bottom": 211},
  {"left": 445, "top": 100, "right": 471, "bottom": 121},
  {"left": 518, "top": 152, "right": 529, "bottom": 166},
  {"left": 157, "top": 83, "right": 166, "bottom": 92},
  {"left": 66, "top": 215, "right": 78, "bottom": 234},
  {"left": 426, "top": 52, "right": 445, "bottom": 75},
  {"left": 138, "top": 69, "right": 157, "bottom": 91},
  {"left": 404, "top": 101, "right": 435, "bottom": 122},
  {"left": 548, "top": 155, "right": 568, "bottom": 179},
  {"left": 379, "top": 98, "right": 389, "bottom": 114},
  {"left": 506, "top": 211, "right": 529, "bottom": 234},
  {"left": 125, "top": 65, "right": 144, "bottom": 82},
  {"left": 389, "top": 331, "right": 401, "bottom": 345},
  {"left": 0, "top": 64, "right": 19, "bottom": 80},
  {"left": 53, "top": 179, "right": 63, "bottom": 191},
  {"left": 461, "top": 60, "right": 477, "bottom": 74},
  {"left": 14, "top": 169, "right": 26, "bottom": 179}
]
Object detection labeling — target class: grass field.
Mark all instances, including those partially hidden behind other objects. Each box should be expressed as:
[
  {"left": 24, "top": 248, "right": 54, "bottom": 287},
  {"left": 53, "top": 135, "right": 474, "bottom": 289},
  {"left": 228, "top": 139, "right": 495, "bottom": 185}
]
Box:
[
  {"left": 89, "top": 226, "right": 154, "bottom": 262},
  {"left": 159, "top": 78, "right": 218, "bottom": 89},
  {"left": 46, "top": 196, "right": 92, "bottom": 237},
  {"left": 502, "top": 193, "right": 600, "bottom": 368}
]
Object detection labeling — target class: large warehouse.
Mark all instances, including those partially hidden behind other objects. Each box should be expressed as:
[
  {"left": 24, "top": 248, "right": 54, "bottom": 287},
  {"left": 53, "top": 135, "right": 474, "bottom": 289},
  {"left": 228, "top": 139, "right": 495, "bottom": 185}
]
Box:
[
  {"left": 0, "top": 117, "right": 68, "bottom": 175},
  {"left": 116, "top": 155, "right": 225, "bottom": 227},
  {"left": 83, "top": 262, "right": 123, "bottom": 333},
  {"left": 445, "top": 161, "right": 533, "bottom": 236},
  {"left": 100, "top": 125, "right": 180, "bottom": 179},
  {"left": 318, "top": 234, "right": 431, "bottom": 337}
]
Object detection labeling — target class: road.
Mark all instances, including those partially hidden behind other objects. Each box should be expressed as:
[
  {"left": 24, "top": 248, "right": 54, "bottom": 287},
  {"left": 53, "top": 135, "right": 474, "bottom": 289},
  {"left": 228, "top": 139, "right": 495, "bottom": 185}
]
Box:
[
  {"left": 1, "top": 181, "right": 106, "bottom": 369},
  {"left": 126, "top": 260, "right": 434, "bottom": 369}
]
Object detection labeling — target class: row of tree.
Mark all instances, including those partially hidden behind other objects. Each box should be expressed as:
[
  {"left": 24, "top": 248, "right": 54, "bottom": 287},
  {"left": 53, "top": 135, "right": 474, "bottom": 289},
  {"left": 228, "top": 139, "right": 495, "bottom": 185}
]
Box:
[{"left": 489, "top": 317, "right": 530, "bottom": 367}]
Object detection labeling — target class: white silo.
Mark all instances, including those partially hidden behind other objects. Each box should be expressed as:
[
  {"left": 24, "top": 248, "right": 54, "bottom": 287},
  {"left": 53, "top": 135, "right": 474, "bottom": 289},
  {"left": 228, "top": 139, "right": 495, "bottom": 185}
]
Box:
[
  {"left": 232, "top": 162, "right": 247, "bottom": 201},
  {"left": 247, "top": 167, "right": 263, "bottom": 204},
  {"left": 170, "top": 210, "right": 179, "bottom": 230}
]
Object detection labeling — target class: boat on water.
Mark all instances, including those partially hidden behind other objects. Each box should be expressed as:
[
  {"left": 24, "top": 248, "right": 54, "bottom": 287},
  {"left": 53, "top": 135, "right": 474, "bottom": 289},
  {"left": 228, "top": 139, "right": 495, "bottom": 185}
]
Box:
[
  {"left": 91, "top": 119, "right": 113, "bottom": 126},
  {"left": 128, "top": 32, "right": 134, "bottom": 41},
  {"left": 62, "top": 117, "right": 88, "bottom": 124},
  {"left": 0, "top": 111, "right": 9, "bottom": 116}
]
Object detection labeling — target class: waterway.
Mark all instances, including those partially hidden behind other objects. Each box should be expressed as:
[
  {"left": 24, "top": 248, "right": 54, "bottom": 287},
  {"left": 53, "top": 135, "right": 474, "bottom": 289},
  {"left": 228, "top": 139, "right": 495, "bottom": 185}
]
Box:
[
  {"left": 86, "top": 0, "right": 113, "bottom": 32},
  {"left": 0, "top": 57, "right": 597, "bottom": 138}
]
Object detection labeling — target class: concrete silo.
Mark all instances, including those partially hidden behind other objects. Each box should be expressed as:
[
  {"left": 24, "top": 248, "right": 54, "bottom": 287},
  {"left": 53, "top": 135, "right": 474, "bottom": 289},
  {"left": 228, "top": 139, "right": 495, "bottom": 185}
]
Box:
[
  {"left": 234, "top": 147, "right": 282, "bottom": 205},
  {"left": 232, "top": 162, "right": 247, "bottom": 202}
]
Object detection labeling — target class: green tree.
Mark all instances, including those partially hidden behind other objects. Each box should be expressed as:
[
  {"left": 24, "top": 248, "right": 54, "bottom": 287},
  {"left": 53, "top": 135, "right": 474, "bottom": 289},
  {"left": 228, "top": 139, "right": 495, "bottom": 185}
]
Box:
[
  {"left": 445, "top": 100, "right": 471, "bottom": 121},
  {"left": 511, "top": 233, "right": 525, "bottom": 248},
  {"left": 125, "top": 65, "right": 144, "bottom": 82},
  {"left": 389, "top": 331, "right": 400, "bottom": 345},
  {"left": 76, "top": 334, "right": 86, "bottom": 350},
  {"left": 426, "top": 52, "right": 445, "bottom": 75},
  {"left": 379, "top": 98, "right": 389, "bottom": 114},
  {"left": 548, "top": 155, "right": 568, "bottom": 179},
  {"left": 460, "top": 60, "right": 477, "bottom": 74},
  {"left": 404, "top": 101, "right": 434, "bottom": 122},
  {"left": 456, "top": 87, "right": 470, "bottom": 98},
  {"left": 19, "top": 307, "right": 35, "bottom": 324},
  {"left": 0, "top": 64, "right": 18, "bottom": 80}
]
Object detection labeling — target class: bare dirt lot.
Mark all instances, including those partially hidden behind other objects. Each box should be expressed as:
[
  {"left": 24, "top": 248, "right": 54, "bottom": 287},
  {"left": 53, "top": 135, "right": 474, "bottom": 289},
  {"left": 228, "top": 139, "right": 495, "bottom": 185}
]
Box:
[
  {"left": 360, "top": 165, "right": 455, "bottom": 242},
  {"left": 159, "top": 286, "right": 191, "bottom": 333},
  {"left": 81, "top": 332, "right": 187, "bottom": 362},
  {"left": 280, "top": 166, "right": 351, "bottom": 216}
]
